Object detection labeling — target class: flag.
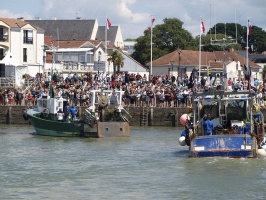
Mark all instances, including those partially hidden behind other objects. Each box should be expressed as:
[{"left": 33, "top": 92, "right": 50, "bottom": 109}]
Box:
[
  {"left": 106, "top": 18, "right": 111, "bottom": 29},
  {"left": 151, "top": 17, "right": 155, "bottom": 25},
  {"left": 248, "top": 19, "right": 252, "bottom": 35},
  {"left": 148, "top": 17, "right": 155, "bottom": 31},
  {"left": 201, "top": 20, "right": 205, "bottom": 34}
]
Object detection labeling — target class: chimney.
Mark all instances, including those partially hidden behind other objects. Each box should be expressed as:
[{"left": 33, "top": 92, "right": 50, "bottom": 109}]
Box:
[{"left": 17, "top": 17, "right": 24, "bottom": 21}]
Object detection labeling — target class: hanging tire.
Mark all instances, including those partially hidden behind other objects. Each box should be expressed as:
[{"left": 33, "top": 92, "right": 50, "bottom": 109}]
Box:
[{"left": 23, "top": 112, "right": 28, "bottom": 120}]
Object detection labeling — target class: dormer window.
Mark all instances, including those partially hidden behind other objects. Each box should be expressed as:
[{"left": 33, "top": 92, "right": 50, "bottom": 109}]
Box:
[{"left": 23, "top": 30, "right": 33, "bottom": 44}]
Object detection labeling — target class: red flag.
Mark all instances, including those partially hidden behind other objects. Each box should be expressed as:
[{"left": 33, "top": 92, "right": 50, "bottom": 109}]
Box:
[
  {"left": 201, "top": 20, "right": 205, "bottom": 34},
  {"left": 106, "top": 18, "right": 111, "bottom": 30},
  {"left": 148, "top": 17, "right": 155, "bottom": 31},
  {"left": 151, "top": 17, "right": 155, "bottom": 25},
  {"left": 248, "top": 20, "right": 252, "bottom": 35}
]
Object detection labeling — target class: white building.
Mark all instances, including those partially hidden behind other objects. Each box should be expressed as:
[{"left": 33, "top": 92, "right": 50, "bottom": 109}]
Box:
[
  {"left": 43, "top": 38, "right": 147, "bottom": 77},
  {"left": 0, "top": 17, "right": 44, "bottom": 86}
]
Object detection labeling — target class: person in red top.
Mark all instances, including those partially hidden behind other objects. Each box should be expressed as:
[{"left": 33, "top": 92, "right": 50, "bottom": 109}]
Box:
[{"left": 228, "top": 78, "right": 233, "bottom": 91}]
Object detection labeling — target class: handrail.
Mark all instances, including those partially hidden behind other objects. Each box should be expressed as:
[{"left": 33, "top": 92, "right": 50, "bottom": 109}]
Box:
[{"left": 0, "top": 77, "right": 15, "bottom": 87}]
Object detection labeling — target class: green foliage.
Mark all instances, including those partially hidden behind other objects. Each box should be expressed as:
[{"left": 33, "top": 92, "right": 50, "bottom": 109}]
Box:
[
  {"left": 132, "top": 20, "right": 266, "bottom": 66},
  {"left": 132, "top": 18, "right": 195, "bottom": 66},
  {"left": 107, "top": 50, "right": 125, "bottom": 74}
]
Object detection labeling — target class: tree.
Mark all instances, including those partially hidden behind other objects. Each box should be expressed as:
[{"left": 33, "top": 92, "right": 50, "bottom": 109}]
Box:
[
  {"left": 132, "top": 18, "right": 196, "bottom": 66},
  {"left": 107, "top": 50, "right": 125, "bottom": 74}
]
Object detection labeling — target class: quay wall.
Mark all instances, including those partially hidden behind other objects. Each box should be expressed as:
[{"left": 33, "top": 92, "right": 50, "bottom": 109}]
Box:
[
  {"left": 1, "top": 106, "right": 266, "bottom": 127},
  {"left": 0, "top": 106, "right": 188, "bottom": 126}
]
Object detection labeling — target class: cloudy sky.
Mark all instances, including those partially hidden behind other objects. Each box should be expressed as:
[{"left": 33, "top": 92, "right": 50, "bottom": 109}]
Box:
[{"left": 1, "top": 0, "right": 265, "bottom": 39}]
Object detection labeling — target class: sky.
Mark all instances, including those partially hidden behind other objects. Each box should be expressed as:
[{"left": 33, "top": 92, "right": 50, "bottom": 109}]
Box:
[{"left": 1, "top": 0, "right": 265, "bottom": 40}]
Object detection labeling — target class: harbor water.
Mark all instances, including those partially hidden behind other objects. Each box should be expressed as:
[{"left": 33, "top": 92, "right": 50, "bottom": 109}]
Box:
[{"left": 1, "top": 125, "right": 266, "bottom": 200}]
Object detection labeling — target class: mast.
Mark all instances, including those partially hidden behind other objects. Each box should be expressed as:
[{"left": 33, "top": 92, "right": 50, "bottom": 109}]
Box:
[
  {"left": 246, "top": 18, "right": 249, "bottom": 90},
  {"left": 199, "top": 17, "right": 205, "bottom": 83},
  {"left": 105, "top": 15, "right": 108, "bottom": 74},
  {"left": 150, "top": 14, "right": 154, "bottom": 76}
]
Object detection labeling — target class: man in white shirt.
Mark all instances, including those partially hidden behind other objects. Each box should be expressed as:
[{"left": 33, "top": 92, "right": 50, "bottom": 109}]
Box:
[{"left": 57, "top": 108, "right": 65, "bottom": 122}]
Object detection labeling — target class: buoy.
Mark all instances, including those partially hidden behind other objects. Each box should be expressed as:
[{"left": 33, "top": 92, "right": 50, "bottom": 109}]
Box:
[
  {"left": 258, "top": 148, "right": 266, "bottom": 157},
  {"left": 178, "top": 136, "right": 186, "bottom": 146},
  {"left": 180, "top": 114, "right": 190, "bottom": 126}
]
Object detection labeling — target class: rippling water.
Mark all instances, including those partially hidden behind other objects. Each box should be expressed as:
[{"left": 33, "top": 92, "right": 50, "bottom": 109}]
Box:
[{"left": 1, "top": 125, "right": 266, "bottom": 200}]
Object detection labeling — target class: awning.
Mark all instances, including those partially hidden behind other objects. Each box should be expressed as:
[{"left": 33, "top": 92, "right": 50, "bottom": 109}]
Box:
[{"left": 0, "top": 51, "right": 22, "bottom": 66}]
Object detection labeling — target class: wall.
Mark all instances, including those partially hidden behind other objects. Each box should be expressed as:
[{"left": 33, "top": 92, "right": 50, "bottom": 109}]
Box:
[
  {"left": 0, "top": 106, "right": 189, "bottom": 126},
  {"left": 2, "top": 106, "right": 266, "bottom": 127}
]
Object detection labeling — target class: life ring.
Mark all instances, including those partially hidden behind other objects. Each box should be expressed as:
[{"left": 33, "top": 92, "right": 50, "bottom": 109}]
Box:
[{"left": 42, "top": 108, "right": 50, "bottom": 118}]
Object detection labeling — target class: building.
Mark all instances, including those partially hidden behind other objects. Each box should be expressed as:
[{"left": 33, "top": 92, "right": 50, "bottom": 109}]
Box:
[
  {"left": 123, "top": 40, "right": 136, "bottom": 55},
  {"left": 26, "top": 18, "right": 124, "bottom": 48},
  {"left": 0, "top": 17, "right": 44, "bottom": 87},
  {"left": 43, "top": 36, "right": 147, "bottom": 76},
  {"left": 149, "top": 49, "right": 261, "bottom": 81}
]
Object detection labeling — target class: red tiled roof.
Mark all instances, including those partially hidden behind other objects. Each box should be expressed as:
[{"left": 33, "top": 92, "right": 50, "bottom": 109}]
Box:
[
  {"left": 44, "top": 39, "right": 102, "bottom": 48},
  {"left": 44, "top": 36, "right": 55, "bottom": 47},
  {"left": 151, "top": 49, "right": 259, "bottom": 69},
  {"left": 0, "top": 17, "right": 43, "bottom": 30},
  {"left": 57, "top": 40, "right": 88, "bottom": 48}
]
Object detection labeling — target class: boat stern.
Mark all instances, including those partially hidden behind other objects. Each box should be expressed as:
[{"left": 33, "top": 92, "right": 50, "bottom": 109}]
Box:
[{"left": 190, "top": 135, "right": 257, "bottom": 158}]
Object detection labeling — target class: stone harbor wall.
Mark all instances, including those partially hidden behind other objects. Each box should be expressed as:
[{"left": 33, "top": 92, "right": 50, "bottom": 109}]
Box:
[{"left": 1, "top": 106, "right": 266, "bottom": 127}]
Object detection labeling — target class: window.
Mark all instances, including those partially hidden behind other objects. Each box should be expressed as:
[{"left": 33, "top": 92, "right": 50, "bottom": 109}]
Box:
[
  {"left": 0, "top": 28, "right": 3, "bottom": 41},
  {"left": 0, "top": 48, "right": 3, "bottom": 60},
  {"left": 23, "top": 30, "right": 33, "bottom": 44},
  {"left": 23, "top": 48, "right": 27, "bottom": 62},
  {"left": 98, "top": 51, "right": 102, "bottom": 61}
]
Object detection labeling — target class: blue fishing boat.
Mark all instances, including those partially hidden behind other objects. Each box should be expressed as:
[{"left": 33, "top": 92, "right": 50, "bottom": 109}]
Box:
[{"left": 179, "top": 84, "right": 264, "bottom": 158}]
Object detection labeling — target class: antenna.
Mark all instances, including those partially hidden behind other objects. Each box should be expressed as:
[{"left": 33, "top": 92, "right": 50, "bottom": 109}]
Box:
[
  {"left": 209, "top": 8, "right": 238, "bottom": 90},
  {"left": 235, "top": 6, "right": 237, "bottom": 44},
  {"left": 210, "top": 4, "right": 212, "bottom": 41},
  {"left": 215, "top": 6, "right": 217, "bottom": 41},
  {"left": 75, "top": 10, "right": 79, "bottom": 19},
  {"left": 57, "top": 28, "right": 59, "bottom": 48}
]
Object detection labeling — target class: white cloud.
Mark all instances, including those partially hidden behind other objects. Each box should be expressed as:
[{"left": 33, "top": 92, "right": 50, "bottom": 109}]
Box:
[{"left": 1, "top": 0, "right": 265, "bottom": 39}]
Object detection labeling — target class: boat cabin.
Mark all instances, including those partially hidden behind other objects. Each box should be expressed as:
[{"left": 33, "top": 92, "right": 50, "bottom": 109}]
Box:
[{"left": 37, "top": 95, "right": 64, "bottom": 115}]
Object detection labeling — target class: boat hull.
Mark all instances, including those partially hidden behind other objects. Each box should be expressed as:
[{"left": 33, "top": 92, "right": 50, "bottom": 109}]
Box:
[
  {"left": 26, "top": 109, "right": 130, "bottom": 138},
  {"left": 27, "top": 112, "right": 98, "bottom": 137},
  {"left": 190, "top": 135, "right": 258, "bottom": 158}
]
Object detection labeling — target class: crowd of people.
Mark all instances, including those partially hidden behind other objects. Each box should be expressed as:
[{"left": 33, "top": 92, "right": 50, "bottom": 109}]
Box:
[{"left": 0, "top": 71, "right": 265, "bottom": 108}]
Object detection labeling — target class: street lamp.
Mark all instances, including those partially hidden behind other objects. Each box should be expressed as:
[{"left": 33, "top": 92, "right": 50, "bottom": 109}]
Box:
[
  {"left": 168, "top": 68, "right": 171, "bottom": 77},
  {"left": 170, "top": 60, "right": 174, "bottom": 76},
  {"left": 178, "top": 49, "right": 182, "bottom": 77}
]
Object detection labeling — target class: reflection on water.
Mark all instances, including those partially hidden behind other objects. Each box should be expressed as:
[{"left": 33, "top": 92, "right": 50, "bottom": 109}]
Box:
[{"left": 0, "top": 125, "right": 266, "bottom": 200}]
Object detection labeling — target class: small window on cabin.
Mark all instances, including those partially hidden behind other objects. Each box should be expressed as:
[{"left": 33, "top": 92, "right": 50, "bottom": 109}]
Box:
[
  {"left": 43, "top": 100, "right": 47, "bottom": 108},
  {"left": 37, "top": 99, "right": 43, "bottom": 107},
  {"left": 58, "top": 102, "right": 62, "bottom": 108}
]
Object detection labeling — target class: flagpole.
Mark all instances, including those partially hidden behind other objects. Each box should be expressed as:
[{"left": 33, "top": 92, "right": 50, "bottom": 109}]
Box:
[
  {"left": 105, "top": 14, "right": 108, "bottom": 74},
  {"left": 150, "top": 14, "right": 153, "bottom": 77},
  {"left": 199, "top": 17, "right": 202, "bottom": 83},
  {"left": 246, "top": 17, "right": 249, "bottom": 89}
]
